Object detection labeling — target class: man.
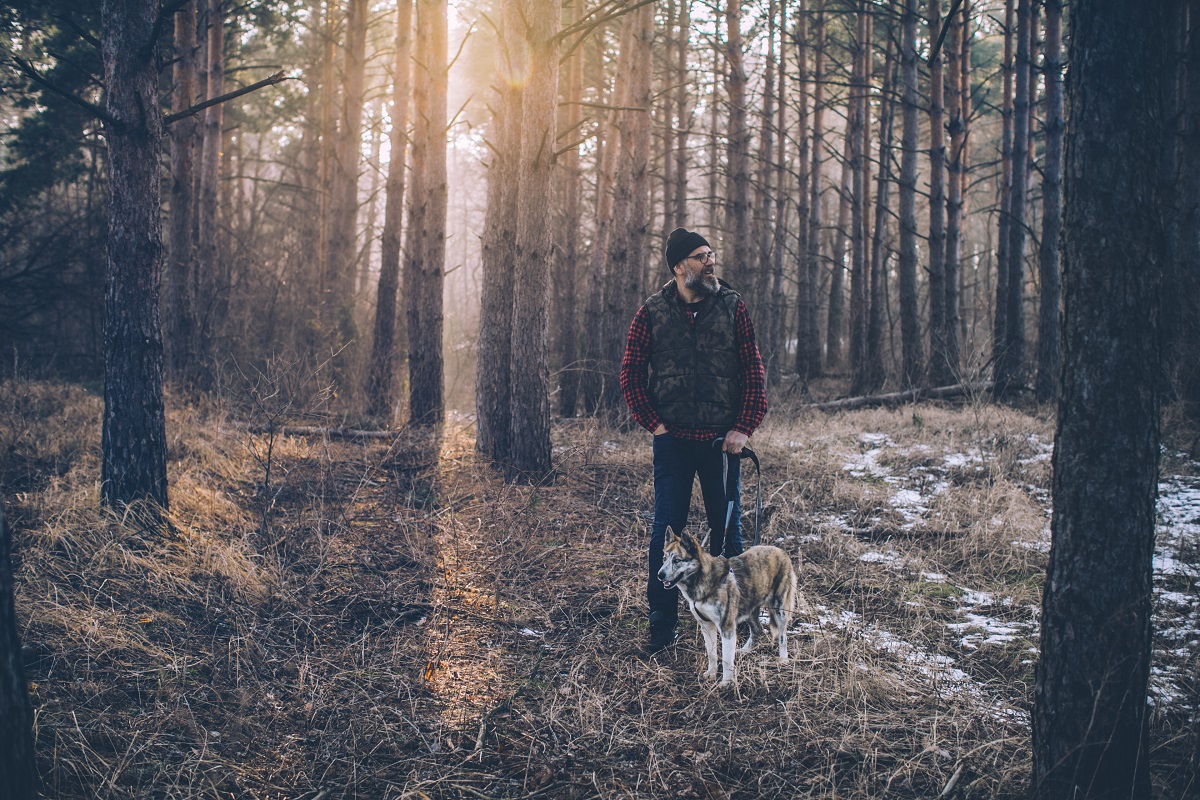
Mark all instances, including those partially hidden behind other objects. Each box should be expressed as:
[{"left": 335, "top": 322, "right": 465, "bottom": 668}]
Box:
[{"left": 620, "top": 227, "right": 768, "bottom": 651}]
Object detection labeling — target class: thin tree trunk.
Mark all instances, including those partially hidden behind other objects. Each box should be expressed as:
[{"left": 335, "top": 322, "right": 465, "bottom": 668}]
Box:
[
  {"left": 897, "top": 0, "right": 925, "bottom": 388},
  {"left": 767, "top": 0, "right": 790, "bottom": 387},
  {"left": 866, "top": 18, "right": 897, "bottom": 394},
  {"left": 799, "top": 0, "right": 826, "bottom": 380},
  {"left": 724, "top": 0, "right": 752, "bottom": 297},
  {"left": 928, "top": 0, "right": 950, "bottom": 386},
  {"left": 405, "top": 0, "right": 447, "bottom": 425},
  {"left": 943, "top": 0, "right": 965, "bottom": 385},
  {"left": 958, "top": 0, "right": 972, "bottom": 352},
  {"left": 366, "top": 0, "right": 412, "bottom": 421},
  {"left": 197, "top": 0, "right": 224, "bottom": 364},
  {"left": 787, "top": 0, "right": 811, "bottom": 382},
  {"left": 827, "top": 123, "right": 852, "bottom": 371},
  {"left": 1031, "top": 2, "right": 1172, "bottom": 795},
  {"left": 580, "top": 77, "right": 615, "bottom": 415},
  {"left": 507, "top": 0, "right": 560, "bottom": 480},
  {"left": 1034, "top": 0, "right": 1062, "bottom": 403},
  {"left": 754, "top": 0, "right": 779, "bottom": 314},
  {"left": 1000, "top": 0, "right": 1031, "bottom": 396},
  {"left": 673, "top": 0, "right": 691, "bottom": 226},
  {"left": 848, "top": 4, "right": 869, "bottom": 385},
  {"left": 556, "top": 0, "right": 584, "bottom": 419},
  {"left": 101, "top": 0, "right": 169, "bottom": 511},
  {"left": 707, "top": 44, "right": 721, "bottom": 231},
  {"left": 993, "top": 0, "right": 1014, "bottom": 389},
  {"left": 167, "top": 0, "right": 198, "bottom": 380}
]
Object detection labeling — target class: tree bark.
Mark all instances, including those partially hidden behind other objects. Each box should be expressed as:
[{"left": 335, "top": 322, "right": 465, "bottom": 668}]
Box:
[
  {"left": 555, "top": 0, "right": 584, "bottom": 419},
  {"left": 787, "top": 0, "right": 812, "bottom": 383},
  {"left": 754, "top": 0, "right": 780, "bottom": 325},
  {"left": 766, "top": 0, "right": 791, "bottom": 387},
  {"left": 723, "top": 0, "right": 752, "bottom": 297},
  {"left": 827, "top": 120, "right": 852, "bottom": 371},
  {"left": 366, "top": 0, "right": 412, "bottom": 421},
  {"left": 405, "top": 0, "right": 447, "bottom": 425},
  {"left": 849, "top": 5, "right": 871, "bottom": 388},
  {"left": 1031, "top": 2, "right": 1173, "bottom": 796},
  {"left": 797, "top": 0, "right": 825, "bottom": 381},
  {"left": 0, "top": 504, "right": 37, "bottom": 800},
  {"left": 101, "top": 0, "right": 170, "bottom": 511},
  {"left": 927, "top": 0, "right": 950, "bottom": 387},
  {"left": 196, "top": 0, "right": 225, "bottom": 365},
  {"left": 167, "top": 0, "right": 198, "bottom": 381},
  {"left": 942, "top": 0, "right": 965, "bottom": 386},
  {"left": 1034, "top": 0, "right": 1063, "bottom": 403},
  {"left": 992, "top": 0, "right": 1014, "bottom": 390},
  {"left": 865, "top": 19, "right": 898, "bottom": 395},
  {"left": 897, "top": 0, "right": 926, "bottom": 388},
  {"left": 506, "top": 0, "right": 560, "bottom": 480},
  {"left": 673, "top": 0, "right": 691, "bottom": 226}
]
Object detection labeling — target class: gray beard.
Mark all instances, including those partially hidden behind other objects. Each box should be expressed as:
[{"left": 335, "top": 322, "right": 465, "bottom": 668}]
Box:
[{"left": 685, "top": 272, "right": 718, "bottom": 296}]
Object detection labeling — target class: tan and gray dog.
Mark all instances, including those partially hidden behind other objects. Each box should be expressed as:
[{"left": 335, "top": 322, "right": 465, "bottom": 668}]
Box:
[{"left": 658, "top": 527, "right": 797, "bottom": 685}]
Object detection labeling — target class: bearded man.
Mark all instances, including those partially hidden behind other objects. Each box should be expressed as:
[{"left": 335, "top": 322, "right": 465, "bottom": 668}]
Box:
[{"left": 619, "top": 227, "right": 768, "bottom": 652}]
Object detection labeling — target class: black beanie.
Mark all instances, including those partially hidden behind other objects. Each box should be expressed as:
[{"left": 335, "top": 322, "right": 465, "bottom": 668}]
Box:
[{"left": 664, "top": 227, "right": 710, "bottom": 272}]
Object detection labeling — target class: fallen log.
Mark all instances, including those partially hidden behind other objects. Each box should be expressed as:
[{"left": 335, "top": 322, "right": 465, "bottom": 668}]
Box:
[{"left": 805, "top": 383, "right": 992, "bottom": 412}]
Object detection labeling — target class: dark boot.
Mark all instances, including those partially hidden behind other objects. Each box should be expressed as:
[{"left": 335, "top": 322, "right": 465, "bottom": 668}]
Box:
[{"left": 646, "top": 609, "right": 678, "bottom": 651}]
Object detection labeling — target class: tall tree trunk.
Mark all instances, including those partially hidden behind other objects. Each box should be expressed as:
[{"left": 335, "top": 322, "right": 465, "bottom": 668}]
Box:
[
  {"left": 1031, "top": 2, "right": 1173, "bottom": 796},
  {"left": 326, "top": 0, "right": 368, "bottom": 333},
  {"left": 366, "top": 0, "right": 412, "bottom": 421},
  {"left": 0, "top": 505, "right": 37, "bottom": 800},
  {"left": 101, "top": 0, "right": 169, "bottom": 511},
  {"left": 766, "top": 0, "right": 791, "bottom": 387},
  {"left": 996, "top": 0, "right": 1031, "bottom": 397},
  {"left": 1174, "top": 0, "right": 1200, "bottom": 413},
  {"left": 993, "top": 0, "right": 1015, "bottom": 390},
  {"left": 197, "top": 0, "right": 225, "bottom": 364},
  {"left": 556, "top": 0, "right": 584, "bottom": 419},
  {"left": 507, "top": 0, "right": 561, "bottom": 480},
  {"left": 1034, "top": 0, "right": 1063, "bottom": 403},
  {"left": 798, "top": 0, "right": 826, "bottom": 380},
  {"left": 957, "top": 0, "right": 972, "bottom": 352},
  {"left": 580, "top": 78, "right": 615, "bottom": 415},
  {"left": 942, "top": 0, "right": 965, "bottom": 385},
  {"left": 406, "top": 0, "right": 447, "bottom": 425},
  {"left": 601, "top": 8, "right": 652, "bottom": 411},
  {"left": 827, "top": 122, "right": 852, "bottom": 371},
  {"left": 754, "top": 0, "right": 779, "bottom": 314},
  {"left": 786, "top": 0, "right": 812, "bottom": 383},
  {"left": 848, "top": 5, "right": 869, "bottom": 386},
  {"left": 897, "top": 0, "right": 926, "bottom": 388},
  {"left": 724, "top": 0, "right": 752, "bottom": 297},
  {"left": 707, "top": 43, "right": 721, "bottom": 231},
  {"left": 866, "top": 16, "right": 897, "bottom": 394},
  {"left": 167, "top": 0, "right": 198, "bottom": 381},
  {"left": 927, "top": 0, "right": 950, "bottom": 386},
  {"left": 673, "top": 0, "right": 691, "bottom": 226}
]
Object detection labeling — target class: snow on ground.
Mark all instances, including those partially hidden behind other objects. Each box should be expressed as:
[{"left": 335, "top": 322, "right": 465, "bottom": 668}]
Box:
[{"left": 803, "top": 432, "right": 1200, "bottom": 714}]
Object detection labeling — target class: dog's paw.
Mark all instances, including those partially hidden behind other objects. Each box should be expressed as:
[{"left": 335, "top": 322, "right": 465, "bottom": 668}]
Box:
[{"left": 703, "top": 669, "right": 718, "bottom": 680}]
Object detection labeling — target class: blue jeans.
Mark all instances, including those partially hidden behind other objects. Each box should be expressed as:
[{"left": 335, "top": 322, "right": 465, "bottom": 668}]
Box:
[{"left": 647, "top": 432, "right": 742, "bottom": 625}]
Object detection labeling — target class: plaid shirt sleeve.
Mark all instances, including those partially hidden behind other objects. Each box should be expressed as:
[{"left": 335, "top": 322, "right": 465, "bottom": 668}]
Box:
[
  {"left": 732, "top": 299, "right": 768, "bottom": 436},
  {"left": 619, "top": 305, "right": 663, "bottom": 433}
]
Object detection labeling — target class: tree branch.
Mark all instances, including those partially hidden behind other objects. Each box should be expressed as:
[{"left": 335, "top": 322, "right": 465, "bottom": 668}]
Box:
[
  {"left": 163, "top": 70, "right": 291, "bottom": 125},
  {"left": 10, "top": 56, "right": 117, "bottom": 129},
  {"left": 142, "top": 0, "right": 193, "bottom": 61},
  {"left": 928, "top": 0, "right": 966, "bottom": 66}
]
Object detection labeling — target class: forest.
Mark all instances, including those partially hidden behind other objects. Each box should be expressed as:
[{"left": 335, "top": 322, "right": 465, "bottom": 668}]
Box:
[{"left": 1, "top": 0, "right": 1199, "bottom": 797}]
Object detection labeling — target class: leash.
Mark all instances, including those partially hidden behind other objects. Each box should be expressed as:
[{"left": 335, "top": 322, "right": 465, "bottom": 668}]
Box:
[{"left": 711, "top": 437, "right": 763, "bottom": 548}]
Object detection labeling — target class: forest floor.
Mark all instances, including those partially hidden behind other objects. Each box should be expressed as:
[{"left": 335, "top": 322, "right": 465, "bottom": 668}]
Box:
[{"left": 3, "top": 378, "right": 1200, "bottom": 799}]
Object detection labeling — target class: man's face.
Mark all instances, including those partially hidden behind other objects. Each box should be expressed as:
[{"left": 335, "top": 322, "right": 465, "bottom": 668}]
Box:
[{"left": 676, "top": 246, "right": 718, "bottom": 296}]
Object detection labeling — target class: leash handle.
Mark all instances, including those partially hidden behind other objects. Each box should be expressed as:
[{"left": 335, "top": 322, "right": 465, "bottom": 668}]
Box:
[{"left": 710, "top": 437, "right": 763, "bottom": 548}]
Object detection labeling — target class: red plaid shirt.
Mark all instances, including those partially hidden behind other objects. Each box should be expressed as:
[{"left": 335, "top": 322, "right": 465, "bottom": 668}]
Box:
[{"left": 620, "top": 289, "right": 768, "bottom": 441}]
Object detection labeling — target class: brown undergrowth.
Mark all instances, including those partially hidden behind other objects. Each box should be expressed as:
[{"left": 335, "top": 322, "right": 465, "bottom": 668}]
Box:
[{"left": 2, "top": 379, "right": 1197, "bottom": 798}]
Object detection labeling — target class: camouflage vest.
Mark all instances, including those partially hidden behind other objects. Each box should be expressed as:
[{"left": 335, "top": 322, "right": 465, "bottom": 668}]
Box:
[{"left": 644, "top": 281, "right": 741, "bottom": 429}]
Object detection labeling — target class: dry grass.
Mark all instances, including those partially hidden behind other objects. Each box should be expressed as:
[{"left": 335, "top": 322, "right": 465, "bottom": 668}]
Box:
[{"left": 2, "top": 379, "right": 1196, "bottom": 798}]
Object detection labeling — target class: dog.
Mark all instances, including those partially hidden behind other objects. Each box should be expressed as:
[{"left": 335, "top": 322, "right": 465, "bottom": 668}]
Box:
[{"left": 658, "top": 527, "right": 797, "bottom": 685}]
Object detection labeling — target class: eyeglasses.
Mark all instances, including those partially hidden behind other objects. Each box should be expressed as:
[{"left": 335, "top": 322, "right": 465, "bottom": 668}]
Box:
[{"left": 686, "top": 251, "right": 717, "bottom": 264}]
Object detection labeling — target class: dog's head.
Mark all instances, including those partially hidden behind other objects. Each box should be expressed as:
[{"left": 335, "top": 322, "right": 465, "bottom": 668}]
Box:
[{"left": 658, "top": 526, "right": 703, "bottom": 589}]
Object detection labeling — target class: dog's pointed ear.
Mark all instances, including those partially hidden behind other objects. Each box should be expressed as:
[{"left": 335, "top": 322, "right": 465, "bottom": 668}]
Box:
[
  {"left": 681, "top": 530, "right": 701, "bottom": 557},
  {"left": 665, "top": 526, "right": 679, "bottom": 546}
]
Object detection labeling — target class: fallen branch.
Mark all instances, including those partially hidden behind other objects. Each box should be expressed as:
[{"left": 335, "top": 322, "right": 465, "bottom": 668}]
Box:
[
  {"left": 938, "top": 762, "right": 965, "bottom": 798},
  {"left": 804, "top": 383, "right": 992, "bottom": 412},
  {"left": 243, "top": 425, "right": 396, "bottom": 440}
]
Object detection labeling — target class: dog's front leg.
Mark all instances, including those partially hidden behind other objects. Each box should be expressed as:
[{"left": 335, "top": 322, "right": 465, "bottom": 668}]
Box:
[
  {"left": 719, "top": 629, "right": 736, "bottom": 685},
  {"left": 700, "top": 622, "right": 719, "bottom": 680}
]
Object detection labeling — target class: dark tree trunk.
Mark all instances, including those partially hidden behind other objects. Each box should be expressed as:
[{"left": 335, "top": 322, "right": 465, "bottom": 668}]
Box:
[
  {"left": 797, "top": 0, "right": 825, "bottom": 381},
  {"left": 897, "top": 0, "right": 926, "bottom": 388},
  {"left": 866, "top": 21, "right": 897, "bottom": 394},
  {"left": 1173, "top": 0, "right": 1200, "bottom": 411},
  {"left": 506, "top": 0, "right": 560, "bottom": 481},
  {"left": 101, "top": 0, "right": 169, "bottom": 511},
  {"left": 405, "top": 0, "right": 447, "bottom": 425},
  {"left": 753, "top": 0, "right": 779, "bottom": 324},
  {"left": 995, "top": 0, "right": 1031, "bottom": 397},
  {"left": 766, "top": 0, "right": 790, "bottom": 387},
  {"left": 1034, "top": 0, "right": 1063, "bottom": 403},
  {"left": 827, "top": 119, "right": 852, "bottom": 371},
  {"left": 787, "top": 0, "right": 812, "bottom": 384},
  {"left": 848, "top": 5, "right": 869, "bottom": 386},
  {"left": 0, "top": 505, "right": 37, "bottom": 800},
  {"left": 993, "top": 0, "right": 1014, "bottom": 390},
  {"left": 942, "top": 0, "right": 966, "bottom": 385},
  {"left": 166, "top": 0, "right": 198, "bottom": 380},
  {"left": 365, "top": 0, "right": 412, "bottom": 421},
  {"left": 673, "top": 0, "right": 691, "bottom": 226},
  {"left": 476, "top": 0, "right": 524, "bottom": 455},
  {"left": 927, "top": 0, "right": 950, "bottom": 387},
  {"left": 1030, "top": 2, "right": 1174, "bottom": 797}
]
